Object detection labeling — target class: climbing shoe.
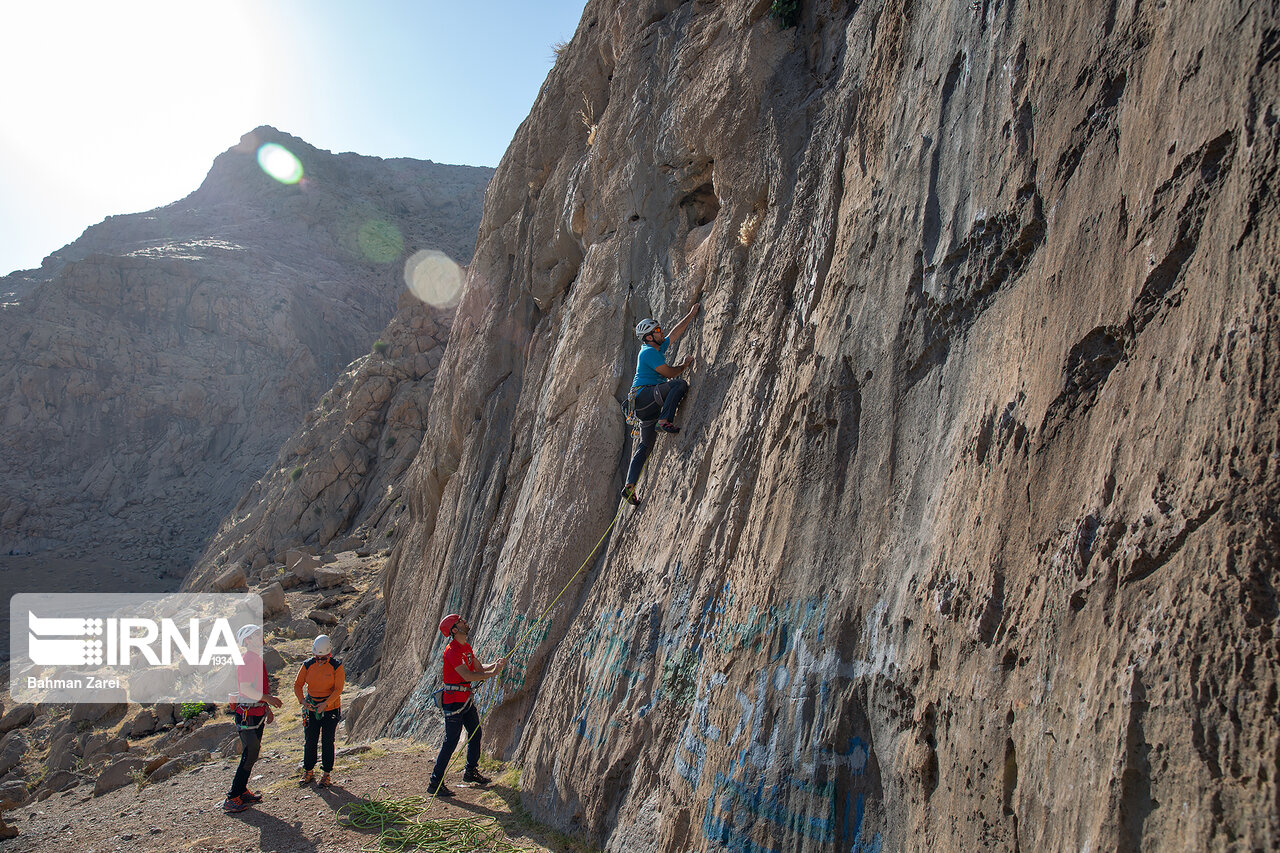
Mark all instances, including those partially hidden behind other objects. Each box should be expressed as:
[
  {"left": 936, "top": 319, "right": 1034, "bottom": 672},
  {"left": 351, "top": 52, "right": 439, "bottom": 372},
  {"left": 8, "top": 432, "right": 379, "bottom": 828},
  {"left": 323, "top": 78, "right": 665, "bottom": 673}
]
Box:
[
  {"left": 429, "top": 781, "right": 454, "bottom": 798},
  {"left": 657, "top": 419, "right": 680, "bottom": 433},
  {"left": 241, "top": 789, "right": 263, "bottom": 803},
  {"left": 222, "top": 795, "right": 251, "bottom": 813},
  {"left": 462, "top": 769, "right": 492, "bottom": 786},
  {"left": 318, "top": 772, "right": 332, "bottom": 787},
  {"left": 621, "top": 484, "right": 640, "bottom": 506},
  {"left": 301, "top": 770, "right": 315, "bottom": 785}
]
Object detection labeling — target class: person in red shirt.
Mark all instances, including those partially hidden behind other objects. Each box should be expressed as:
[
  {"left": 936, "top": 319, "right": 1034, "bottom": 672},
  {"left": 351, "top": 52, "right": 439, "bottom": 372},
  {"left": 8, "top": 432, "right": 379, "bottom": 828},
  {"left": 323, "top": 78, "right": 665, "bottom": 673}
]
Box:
[
  {"left": 224, "top": 625, "right": 283, "bottom": 814},
  {"left": 428, "top": 613, "right": 505, "bottom": 797}
]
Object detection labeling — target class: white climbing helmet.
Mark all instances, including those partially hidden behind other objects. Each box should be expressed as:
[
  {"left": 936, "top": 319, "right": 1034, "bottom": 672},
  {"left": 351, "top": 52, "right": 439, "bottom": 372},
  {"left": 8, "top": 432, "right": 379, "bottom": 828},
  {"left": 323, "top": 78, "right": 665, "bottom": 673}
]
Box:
[
  {"left": 236, "top": 624, "right": 262, "bottom": 644},
  {"left": 635, "top": 318, "right": 660, "bottom": 339},
  {"left": 313, "top": 635, "right": 332, "bottom": 655}
]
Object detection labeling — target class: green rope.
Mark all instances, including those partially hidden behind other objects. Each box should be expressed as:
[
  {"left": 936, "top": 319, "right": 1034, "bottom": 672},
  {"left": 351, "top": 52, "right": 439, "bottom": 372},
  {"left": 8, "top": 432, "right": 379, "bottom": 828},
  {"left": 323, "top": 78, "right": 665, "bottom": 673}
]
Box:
[
  {"left": 336, "top": 426, "right": 660, "bottom": 850},
  {"left": 338, "top": 797, "right": 524, "bottom": 852}
]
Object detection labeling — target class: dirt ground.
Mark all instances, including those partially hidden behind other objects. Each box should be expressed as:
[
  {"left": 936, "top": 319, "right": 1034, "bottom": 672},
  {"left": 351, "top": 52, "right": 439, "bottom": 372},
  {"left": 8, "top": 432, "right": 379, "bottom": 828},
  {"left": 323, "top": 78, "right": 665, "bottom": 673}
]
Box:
[{"left": 2, "top": 687, "right": 598, "bottom": 853}]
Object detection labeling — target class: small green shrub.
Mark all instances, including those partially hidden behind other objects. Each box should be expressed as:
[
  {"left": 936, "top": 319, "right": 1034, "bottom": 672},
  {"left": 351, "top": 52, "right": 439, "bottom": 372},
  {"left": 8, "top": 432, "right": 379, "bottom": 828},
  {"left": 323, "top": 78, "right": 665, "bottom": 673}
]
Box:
[
  {"left": 179, "top": 702, "right": 206, "bottom": 720},
  {"left": 290, "top": 467, "right": 303, "bottom": 482},
  {"left": 770, "top": 0, "right": 801, "bottom": 28},
  {"left": 385, "top": 435, "right": 397, "bottom": 448},
  {"left": 372, "top": 340, "right": 389, "bottom": 355}
]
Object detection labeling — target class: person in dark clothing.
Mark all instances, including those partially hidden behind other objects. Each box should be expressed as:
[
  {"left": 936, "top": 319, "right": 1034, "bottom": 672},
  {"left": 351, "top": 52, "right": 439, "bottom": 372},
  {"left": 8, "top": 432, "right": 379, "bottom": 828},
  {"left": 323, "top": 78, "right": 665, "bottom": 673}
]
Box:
[
  {"left": 622, "top": 301, "right": 701, "bottom": 505},
  {"left": 224, "top": 625, "right": 283, "bottom": 814},
  {"left": 294, "top": 634, "right": 344, "bottom": 787},
  {"left": 428, "top": 614, "right": 505, "bottom": 797}
]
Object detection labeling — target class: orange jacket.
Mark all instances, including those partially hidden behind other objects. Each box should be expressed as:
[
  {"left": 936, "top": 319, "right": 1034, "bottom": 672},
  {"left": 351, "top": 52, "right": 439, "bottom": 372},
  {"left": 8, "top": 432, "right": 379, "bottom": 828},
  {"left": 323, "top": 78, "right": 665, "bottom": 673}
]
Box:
[{"left": 294, "top": 656, "right": 344, "bottom": 712}]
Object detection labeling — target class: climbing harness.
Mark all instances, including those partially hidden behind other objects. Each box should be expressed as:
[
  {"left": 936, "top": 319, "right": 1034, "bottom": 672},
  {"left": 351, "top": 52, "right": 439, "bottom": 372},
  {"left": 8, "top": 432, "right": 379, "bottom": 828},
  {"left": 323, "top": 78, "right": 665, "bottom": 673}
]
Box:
[{"left": 430, "top": 683, "right": 473, "bottom": 717}]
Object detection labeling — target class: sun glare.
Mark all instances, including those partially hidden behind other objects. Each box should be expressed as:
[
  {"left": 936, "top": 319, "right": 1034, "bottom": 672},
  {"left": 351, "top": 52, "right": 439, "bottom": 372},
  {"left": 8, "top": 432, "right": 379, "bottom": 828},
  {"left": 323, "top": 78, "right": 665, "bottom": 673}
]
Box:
[
  {"left": 405, "top": 250, "right": 464, "bottom": 308},
  {"left": 257, "top": 143, "right": 304, "bottom": 184}
]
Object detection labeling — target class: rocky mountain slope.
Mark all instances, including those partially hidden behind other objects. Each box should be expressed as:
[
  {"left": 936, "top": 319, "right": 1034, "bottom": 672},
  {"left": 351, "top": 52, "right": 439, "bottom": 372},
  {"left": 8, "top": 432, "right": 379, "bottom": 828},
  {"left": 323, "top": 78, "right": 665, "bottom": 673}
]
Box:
[
  {"left": 332, "top": 1, "right": 1279, "bottom": 852},
  {"left": 0, "top": 127, "right": 490, "bottom": 581}
]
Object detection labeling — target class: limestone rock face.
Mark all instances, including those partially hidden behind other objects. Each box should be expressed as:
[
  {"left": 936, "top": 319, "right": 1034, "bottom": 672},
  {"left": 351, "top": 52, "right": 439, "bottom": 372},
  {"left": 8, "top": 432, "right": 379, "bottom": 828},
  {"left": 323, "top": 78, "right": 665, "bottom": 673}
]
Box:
[
  {"left": 0, "top": 126, "right": 490, "bottom": 580},
  {"left": 354, "top": 2, "right": 1278, "bottom": 852},
  {"left": 184, "top": 291, "right": 449, "bottom": 588}
]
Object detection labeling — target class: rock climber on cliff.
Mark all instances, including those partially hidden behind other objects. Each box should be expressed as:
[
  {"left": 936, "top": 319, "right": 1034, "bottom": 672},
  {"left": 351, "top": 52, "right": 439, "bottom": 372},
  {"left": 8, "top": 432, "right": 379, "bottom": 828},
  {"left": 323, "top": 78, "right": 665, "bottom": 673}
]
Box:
[
  {"left": 621, "top": 300, "right": 701, "bottom": 505},
  {"left": 427, "top": 613, "right": 506, "bottom": 797}
]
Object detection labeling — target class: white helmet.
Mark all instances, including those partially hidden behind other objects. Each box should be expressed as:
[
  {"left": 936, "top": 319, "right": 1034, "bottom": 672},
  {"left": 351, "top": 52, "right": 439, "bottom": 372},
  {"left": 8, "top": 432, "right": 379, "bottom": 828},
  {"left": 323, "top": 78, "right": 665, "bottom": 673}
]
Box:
[
  {"left": 313, "top": 635, "right": 332, "bottom": 655},
  {"left": 236, "top": 624, "right": 262, "bottom": 644},
  {"left": 635, "top": 318, "right": 660, "bottom": 339}
]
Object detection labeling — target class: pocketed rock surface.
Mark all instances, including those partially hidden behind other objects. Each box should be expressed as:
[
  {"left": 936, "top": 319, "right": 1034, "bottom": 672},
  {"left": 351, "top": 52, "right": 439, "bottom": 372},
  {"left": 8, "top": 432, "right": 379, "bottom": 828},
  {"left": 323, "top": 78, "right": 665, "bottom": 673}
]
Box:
[{"left": 350, "top": 1, "right": 1280, "bottom": 852}]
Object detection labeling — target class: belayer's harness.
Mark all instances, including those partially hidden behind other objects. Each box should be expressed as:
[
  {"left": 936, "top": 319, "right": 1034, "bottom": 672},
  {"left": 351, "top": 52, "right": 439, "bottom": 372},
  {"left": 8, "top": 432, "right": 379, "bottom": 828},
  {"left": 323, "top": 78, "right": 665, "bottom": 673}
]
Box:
[{"left": 431, "top": 682, "right": 474, "bottom": 717}]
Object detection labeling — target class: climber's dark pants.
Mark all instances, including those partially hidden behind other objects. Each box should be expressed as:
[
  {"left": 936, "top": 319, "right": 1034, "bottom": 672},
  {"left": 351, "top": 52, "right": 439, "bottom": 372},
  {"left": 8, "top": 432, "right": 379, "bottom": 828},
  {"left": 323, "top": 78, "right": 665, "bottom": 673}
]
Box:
[
  {"left": 228, "top": 713, "right": 264, "bottom": 798},
  {"left": 626, "top": 379, "right": 688, "bottom": 485},
  {"left": 303, "top": 708, "right": 341, "bottom": 772},
  {"left": 429, "top": 701, "right": 481, "bottom": 785}
]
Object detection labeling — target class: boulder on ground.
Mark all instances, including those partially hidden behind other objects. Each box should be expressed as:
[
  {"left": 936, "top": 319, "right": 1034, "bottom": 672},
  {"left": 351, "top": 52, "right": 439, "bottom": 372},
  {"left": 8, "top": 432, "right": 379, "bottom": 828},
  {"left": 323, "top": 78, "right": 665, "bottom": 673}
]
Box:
[
  {"left": 37, "top": 770, "right": 83, "bottom": 798},
  {"left": 260, "top": 582, "right": 288, "bottom": 617},
  {"left": 289, "top": 619, "right": 320, "bottom": 640},
  {"left": 127, "top": 708, "right": 158, "bottom": 738},
  {"left": 212, "top": 564, "right": 248, "bottom": 592},
  {"left": 262, "top": 645, "right": 287, "bottom": 672},
  {"left": 0, "top": 780, "right": 31, "bottom": 810},
  {"left": 46, "top": 733, "right": 77, "bottom": 772},
  {"left": 142, "top": 755, "right": 169, "bottom": 775},
  {"left": 153, "top": 703, "right": 178, "bottom": 728},
  {"left": 93, "top": 757, "right": 146, "bottom": 796},
  {"left": 70, "top": 699, "right": 127, "bottom": 724},
  {"left": 314, "top": 566, "right": 348, "bottom": 589},
  {"left": 0, "top": 734, "right": 28, "bottom": 776},
  {"left": 219, "top": 734, "right": 242, "bottom": 758},
  {"left": 308, "top": 609, "right": 339, "bottom": 626},
  {"left": 0, "top": 706, "right": 34, "bottom": 734},
  {"left": 149, "top": 751, "right": 209, "bottom": 783},
  {"left": 166, "top": 721, "right": 237, "bottom": 757},
  {"left": 288, "top": 550, "right": 319, "bottom": 583}
]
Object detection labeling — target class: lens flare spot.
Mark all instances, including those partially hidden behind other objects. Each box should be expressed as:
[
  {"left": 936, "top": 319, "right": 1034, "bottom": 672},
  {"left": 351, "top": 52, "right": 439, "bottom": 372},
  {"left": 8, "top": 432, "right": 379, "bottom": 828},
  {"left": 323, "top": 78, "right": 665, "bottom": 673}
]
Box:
[
  {"left": 405, "top": 249, "right": 463, "bottom": 308},
  {"left": 358, "top": 220, "right": 404, "bottom": 264},
  {"left": 256, "top": 143, "right": 304, "bottom": 184}
]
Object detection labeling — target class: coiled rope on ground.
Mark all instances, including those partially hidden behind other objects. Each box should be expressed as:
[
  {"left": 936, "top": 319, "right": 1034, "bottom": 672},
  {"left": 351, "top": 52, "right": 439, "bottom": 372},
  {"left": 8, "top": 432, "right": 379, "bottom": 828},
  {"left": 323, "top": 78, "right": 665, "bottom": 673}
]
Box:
[{"left": 338, "top": 796, "right": 524, "bottom": 852}]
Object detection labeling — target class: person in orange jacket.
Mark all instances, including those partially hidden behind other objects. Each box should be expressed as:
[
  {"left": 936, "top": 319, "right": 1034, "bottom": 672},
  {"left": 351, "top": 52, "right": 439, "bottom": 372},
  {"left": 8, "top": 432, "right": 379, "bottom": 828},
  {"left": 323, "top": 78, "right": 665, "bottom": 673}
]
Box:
[{"left": 294, "top": 634, "right": 344, "bottom": 786}]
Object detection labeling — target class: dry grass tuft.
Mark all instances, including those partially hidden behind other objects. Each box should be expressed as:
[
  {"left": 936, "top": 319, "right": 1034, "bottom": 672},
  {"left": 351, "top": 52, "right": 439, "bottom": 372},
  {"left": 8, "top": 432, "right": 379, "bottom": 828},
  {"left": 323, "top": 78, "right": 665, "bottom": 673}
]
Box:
[
  {"left": 578, "top": 94, "right": 597, "bottom": 147},
  {"left": 739, "top": 211, "right": 762, "bottom": 247}
]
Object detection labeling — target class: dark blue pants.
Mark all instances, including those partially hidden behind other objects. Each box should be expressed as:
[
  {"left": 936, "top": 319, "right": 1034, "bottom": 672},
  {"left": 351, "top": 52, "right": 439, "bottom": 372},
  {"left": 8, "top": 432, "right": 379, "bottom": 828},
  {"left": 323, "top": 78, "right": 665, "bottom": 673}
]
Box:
[
  {"left": 228, "top": 713, "right": 264, "bottom": 798},
  {"left": 429, "top": 701, "right": 481, "bottom": 786},
  {"left": 304, "top": 708, "right": 341, "bottom": 772},
  {"left": 626, "top": 379, "right": 688, "bottom": 484}
]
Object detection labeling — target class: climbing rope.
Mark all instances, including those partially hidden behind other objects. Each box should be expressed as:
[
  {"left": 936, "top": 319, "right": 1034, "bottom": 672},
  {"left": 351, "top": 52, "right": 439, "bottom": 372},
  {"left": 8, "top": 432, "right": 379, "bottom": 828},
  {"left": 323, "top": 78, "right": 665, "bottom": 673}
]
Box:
[
  {"left": 338, "top": 796, "right": 523, "bottom": 852},
  {"left": 337, "top": 494, "right": 632, "bottom": 851}
]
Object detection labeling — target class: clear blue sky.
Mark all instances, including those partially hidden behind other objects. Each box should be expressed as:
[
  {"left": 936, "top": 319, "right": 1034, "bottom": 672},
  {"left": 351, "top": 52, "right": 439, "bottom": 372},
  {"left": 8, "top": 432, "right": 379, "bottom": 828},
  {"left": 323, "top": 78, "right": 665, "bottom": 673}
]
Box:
[{"left": 0, "top": 0, "right": 586, "bottom": 277}]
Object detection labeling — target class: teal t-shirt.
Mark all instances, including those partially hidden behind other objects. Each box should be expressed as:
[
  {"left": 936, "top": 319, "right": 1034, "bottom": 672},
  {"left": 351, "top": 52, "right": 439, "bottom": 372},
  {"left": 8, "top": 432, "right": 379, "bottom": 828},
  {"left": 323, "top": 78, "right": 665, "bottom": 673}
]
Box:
[{"left": 633, "top": 338, "right": 669, "bottom": 388}]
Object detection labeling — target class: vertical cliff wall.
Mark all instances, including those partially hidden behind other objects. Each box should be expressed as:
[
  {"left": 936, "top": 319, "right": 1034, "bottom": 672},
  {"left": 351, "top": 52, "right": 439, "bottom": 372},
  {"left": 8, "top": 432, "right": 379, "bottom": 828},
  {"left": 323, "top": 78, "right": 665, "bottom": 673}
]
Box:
[{"left": 360, "top": 1, "right": 1278, "bottom": 850}]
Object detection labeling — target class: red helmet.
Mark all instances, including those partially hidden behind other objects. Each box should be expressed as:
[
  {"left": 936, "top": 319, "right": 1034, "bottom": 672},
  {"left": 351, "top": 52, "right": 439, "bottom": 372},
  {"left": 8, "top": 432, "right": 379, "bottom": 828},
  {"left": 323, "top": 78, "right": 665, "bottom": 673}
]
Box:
[{"left": 438, "top": 614, "right": 461, "bottom": 636}]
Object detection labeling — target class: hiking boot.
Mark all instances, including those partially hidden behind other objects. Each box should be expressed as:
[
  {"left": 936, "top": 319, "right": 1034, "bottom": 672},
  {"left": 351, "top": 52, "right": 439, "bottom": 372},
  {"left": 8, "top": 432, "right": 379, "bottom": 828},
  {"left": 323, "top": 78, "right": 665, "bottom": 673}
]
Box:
[
  {"left": 301, "top": 770, "right": 315, "bottom": 785},
  {"left": 657, "top": 419, "right": 680, "bottom": 433},
  {"left": 241, "top": 789, "right": 263, "bottom": 803},
  {"left": 462, "top": 769, "right": 492, "bottom": 786},
  {"left": 318, "top": 772, "right": 332, "bottom": 787},
  {"left": 621, "top": 484, "right": 640, "bottom": 506},
  {"left": 429, "top": 781, "right": 454, "bottom": 798},
  {"left": 222, "top": 795, "right": 251, "bottom": 814}
]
